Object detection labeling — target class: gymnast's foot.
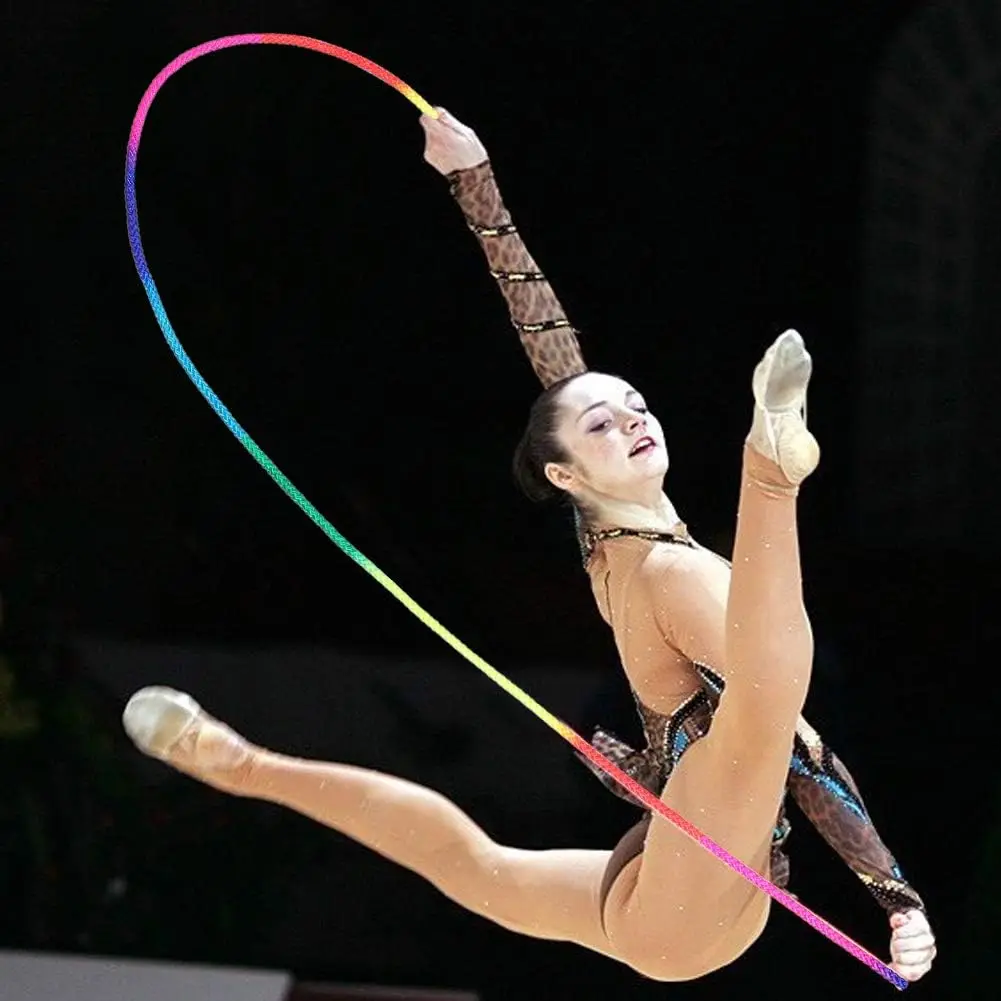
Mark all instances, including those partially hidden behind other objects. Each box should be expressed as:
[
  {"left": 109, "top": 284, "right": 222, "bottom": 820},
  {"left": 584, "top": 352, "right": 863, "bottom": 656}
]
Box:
[
  {"left": 747, "top": 329, "right": 820, "bottom": 486},
  {"left": 123, "top": 687, "right": 258, "bottom": 795}
]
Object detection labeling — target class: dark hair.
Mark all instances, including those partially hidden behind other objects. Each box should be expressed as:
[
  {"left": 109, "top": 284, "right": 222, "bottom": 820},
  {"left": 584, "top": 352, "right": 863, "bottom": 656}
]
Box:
[{"left": 512, "top": 373, "right": 585, "bottom": 502}]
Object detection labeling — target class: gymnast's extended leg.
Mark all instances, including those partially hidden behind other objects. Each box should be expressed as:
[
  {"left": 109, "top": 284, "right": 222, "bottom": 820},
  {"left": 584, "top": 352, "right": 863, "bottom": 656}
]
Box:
[
  {"left": 601, "top": 331, "right": 821, "bottom": 979},
  {"left": 122, "top": 688, "right": 617, "bottom": 957}
]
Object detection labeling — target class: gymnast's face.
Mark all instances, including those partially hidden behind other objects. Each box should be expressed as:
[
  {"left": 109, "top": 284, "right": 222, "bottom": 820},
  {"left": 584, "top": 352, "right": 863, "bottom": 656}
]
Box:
[{"left": 544, "top": 373, "right": 668, "bottom": 505}]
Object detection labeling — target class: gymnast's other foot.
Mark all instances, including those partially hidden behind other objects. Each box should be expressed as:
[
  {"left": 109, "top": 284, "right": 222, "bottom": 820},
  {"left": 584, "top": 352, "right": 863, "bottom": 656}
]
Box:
[
  {"left": 747, "top": 329, "right": 820, "bottom": 486},
  {"left": 123, "top": 686, "right": 257, "bottom": 794}
]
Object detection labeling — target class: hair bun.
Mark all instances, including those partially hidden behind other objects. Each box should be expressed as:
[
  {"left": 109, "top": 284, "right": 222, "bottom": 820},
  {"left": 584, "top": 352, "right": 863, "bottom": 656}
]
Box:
[{"left": 511, "top": 374, "right": 584, "bottom": 505}]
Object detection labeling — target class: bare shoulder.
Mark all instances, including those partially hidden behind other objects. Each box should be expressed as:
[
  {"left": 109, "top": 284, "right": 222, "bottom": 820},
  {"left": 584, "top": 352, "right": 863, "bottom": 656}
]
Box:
[{"left": 636, "top": 540, "right": 698, "bottom": 589}]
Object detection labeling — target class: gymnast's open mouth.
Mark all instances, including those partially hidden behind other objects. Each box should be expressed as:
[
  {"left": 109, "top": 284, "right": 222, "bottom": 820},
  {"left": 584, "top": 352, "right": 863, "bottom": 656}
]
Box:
[{"left": 629, "top": 436, "right": 656, "bottom": 457}]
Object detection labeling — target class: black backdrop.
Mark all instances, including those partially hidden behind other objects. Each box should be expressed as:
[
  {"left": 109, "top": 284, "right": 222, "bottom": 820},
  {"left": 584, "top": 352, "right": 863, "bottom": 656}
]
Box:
[{"left": 3, "top": 1, "right": 996, "bottom": 998}]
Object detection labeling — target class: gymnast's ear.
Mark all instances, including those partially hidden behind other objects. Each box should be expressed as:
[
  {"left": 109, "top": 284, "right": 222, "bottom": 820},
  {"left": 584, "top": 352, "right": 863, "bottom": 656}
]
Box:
[{"left": 544, "top": 461, "right": 577, "bottom": 494}]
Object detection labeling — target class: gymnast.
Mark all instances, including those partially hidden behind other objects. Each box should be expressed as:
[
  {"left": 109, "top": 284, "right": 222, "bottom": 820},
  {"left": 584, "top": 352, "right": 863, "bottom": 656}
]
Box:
[{"left": 121, "top": 108, "right": 936, "bottom": 984}]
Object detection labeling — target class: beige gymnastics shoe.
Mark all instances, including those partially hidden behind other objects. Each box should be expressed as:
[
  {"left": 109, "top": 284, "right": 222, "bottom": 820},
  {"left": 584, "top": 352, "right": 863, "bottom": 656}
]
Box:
[{"left": 747, "top": 329, "right": 820, "bottom": 485}]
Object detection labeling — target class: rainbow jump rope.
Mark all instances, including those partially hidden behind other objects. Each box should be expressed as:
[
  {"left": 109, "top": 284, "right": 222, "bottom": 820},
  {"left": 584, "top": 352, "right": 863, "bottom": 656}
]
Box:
[{"left": 124, "top": 33, "right": 907, "bottom": 991}]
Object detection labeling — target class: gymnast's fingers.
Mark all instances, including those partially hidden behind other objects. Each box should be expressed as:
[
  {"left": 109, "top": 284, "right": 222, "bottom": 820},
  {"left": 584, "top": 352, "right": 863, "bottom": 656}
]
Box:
[
  {"left": 896, "top": 952, "right": 936, "bottom": 979},
  {"left": 438, "top": 108, "right": 479, "bottom": 137},
  {"left": 890, "top": 937, "right": 936, "bottom": 981},
  {"left": 890, "top": 909, "right": 930, "bottom": 936},
  {"left": 890, "top": 955, "right": 935, "bottom": 983},
  {"left": 892, "top": 934, "right": 936, "bottom": 960}
]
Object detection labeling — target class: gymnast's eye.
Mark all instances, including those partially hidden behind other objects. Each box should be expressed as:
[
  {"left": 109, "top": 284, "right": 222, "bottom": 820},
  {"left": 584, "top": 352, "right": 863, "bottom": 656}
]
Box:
[{"left": 588, "top": 419, "right": 611, "bottom": 434}]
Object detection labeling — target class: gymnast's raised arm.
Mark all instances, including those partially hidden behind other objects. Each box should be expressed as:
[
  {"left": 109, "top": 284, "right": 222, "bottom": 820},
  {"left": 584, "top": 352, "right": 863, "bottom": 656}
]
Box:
[{"left": 421, "top": 108, "right": 587, "bottom": 388}]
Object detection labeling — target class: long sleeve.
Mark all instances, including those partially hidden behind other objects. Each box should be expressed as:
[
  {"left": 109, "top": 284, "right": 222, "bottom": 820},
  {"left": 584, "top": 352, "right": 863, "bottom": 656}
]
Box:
[
  {"left": 448, "top": 161, "right": 587, "bottom": 388},
  {"left": 790, "top": 717, "right": 926, "bottom": 916}
]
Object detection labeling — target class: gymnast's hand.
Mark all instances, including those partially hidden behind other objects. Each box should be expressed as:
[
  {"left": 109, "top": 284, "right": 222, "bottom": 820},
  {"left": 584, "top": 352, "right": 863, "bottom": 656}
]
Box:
[
  {"left": 421, "top": 107, "right": 488, "bottom": 175},
  {"left": 889, "top": 909, "right": 936, "bottom": 982}
]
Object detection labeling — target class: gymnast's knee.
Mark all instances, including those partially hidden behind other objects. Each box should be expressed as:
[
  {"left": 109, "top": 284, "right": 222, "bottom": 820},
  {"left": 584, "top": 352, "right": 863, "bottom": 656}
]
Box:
[
  {"left": 724, "top": 664, "right": 811, "bottom": 734},
  {"left": 732, "top": 638, "right": 813, "bottom": 681}
]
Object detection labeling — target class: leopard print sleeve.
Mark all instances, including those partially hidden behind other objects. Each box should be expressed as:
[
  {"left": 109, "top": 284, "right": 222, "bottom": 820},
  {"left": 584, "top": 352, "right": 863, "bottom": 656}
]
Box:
[
  {"left": 789, "top": 717, "right": 926, "bottom": 916},
  {"left": 447, "top": 161, "right": 587, "bottom": 388}
]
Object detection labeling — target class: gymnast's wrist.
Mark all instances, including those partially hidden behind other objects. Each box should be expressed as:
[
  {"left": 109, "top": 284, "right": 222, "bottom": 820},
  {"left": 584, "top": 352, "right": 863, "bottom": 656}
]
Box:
[
  {"left": 447, "top": 159, "right": 494, "bottom": 197},
  {"left": 447, "top": 157, "right": 491, "bottom": 178}
]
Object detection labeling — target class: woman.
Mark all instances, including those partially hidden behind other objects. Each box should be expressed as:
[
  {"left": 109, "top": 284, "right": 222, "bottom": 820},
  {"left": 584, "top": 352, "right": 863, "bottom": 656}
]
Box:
[
  {"left": 428, "top": 107, "right": 937, "bottom": 968},
  {"left": 120, "top": 110, "right": 936, "bottom": 983}
]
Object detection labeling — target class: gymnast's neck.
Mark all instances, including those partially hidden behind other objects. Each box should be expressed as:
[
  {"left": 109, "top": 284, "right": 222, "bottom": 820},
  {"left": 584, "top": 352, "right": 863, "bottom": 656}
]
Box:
[{"left": 586, "top": 491, "right": 683, "bottom": 537}]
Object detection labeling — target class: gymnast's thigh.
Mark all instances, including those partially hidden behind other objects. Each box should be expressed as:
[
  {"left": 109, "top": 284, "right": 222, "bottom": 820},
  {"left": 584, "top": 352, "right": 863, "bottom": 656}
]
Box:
[
  {"left": 601, "top": 739, "right": 781, "bottom": 976},
  {"left": 473, "top": 844, "right": 619, "bottom": 960}
]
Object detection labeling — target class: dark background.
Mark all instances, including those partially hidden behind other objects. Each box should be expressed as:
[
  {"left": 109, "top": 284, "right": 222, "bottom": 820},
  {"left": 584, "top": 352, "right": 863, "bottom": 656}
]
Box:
[{"left": 3, "top": 1, "right": 997, "bottom": 999}]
